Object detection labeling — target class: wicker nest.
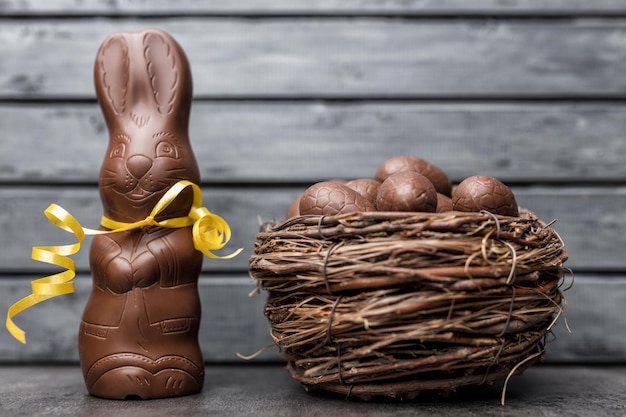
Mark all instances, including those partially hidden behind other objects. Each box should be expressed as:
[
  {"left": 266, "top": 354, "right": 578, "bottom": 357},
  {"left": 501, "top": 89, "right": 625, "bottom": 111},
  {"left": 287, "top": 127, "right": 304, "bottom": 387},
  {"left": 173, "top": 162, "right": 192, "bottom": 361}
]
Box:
[{"left": 249, "top": 209, "right": 568, "bottom": 401}]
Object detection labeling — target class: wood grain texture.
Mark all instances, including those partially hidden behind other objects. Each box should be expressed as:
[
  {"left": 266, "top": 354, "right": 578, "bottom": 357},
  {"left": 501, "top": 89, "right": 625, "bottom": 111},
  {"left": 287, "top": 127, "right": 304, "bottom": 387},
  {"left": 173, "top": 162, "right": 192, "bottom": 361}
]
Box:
[
  {"left": 2, "top": 0, "right": 626, "bottom": 15},
  {"left": 2, "top": 19, "right": 626, "bottom": 98},
  {"left": 0, "top": 185, "right": 620, "bottom": 273},
  {"left": 0, "top": 276, "right": 272, "bottom": 363},
  {"left": 2, "top": 102, "right": 626, "bottom": 183},
  {"left": 0, "top": 274, "right": 621, "bottom": 363}
]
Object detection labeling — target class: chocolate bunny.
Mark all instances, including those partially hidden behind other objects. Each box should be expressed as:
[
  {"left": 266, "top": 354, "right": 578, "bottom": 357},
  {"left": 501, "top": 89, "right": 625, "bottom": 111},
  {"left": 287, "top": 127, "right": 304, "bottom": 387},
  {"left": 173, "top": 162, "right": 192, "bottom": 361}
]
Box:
[{"left": 79, "top": 29, "right": 205, "bottom": 399}]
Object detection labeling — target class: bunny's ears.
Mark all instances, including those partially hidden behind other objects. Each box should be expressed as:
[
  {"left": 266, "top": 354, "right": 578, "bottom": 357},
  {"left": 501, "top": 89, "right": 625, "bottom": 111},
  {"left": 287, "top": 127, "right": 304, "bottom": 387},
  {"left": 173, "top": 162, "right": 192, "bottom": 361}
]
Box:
[{"left": 94, "top": 29, "right": 193, "bottom": 130}]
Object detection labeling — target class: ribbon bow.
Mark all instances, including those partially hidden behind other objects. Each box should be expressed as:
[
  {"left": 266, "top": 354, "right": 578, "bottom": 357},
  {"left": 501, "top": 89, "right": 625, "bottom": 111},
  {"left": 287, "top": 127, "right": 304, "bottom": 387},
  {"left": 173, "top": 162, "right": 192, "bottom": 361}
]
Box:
[{"left": 6, "top": 180, "right": 242, "bottom": 343}]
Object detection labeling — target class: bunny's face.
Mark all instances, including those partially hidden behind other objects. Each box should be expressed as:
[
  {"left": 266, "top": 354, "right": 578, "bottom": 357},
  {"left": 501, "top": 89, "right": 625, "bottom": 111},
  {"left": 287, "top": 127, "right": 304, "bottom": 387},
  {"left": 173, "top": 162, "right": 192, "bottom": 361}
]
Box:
[
  {"left": 100, "top": 121, "right": 199, "bottom": 220},
  {"left": 94, "top": 30, "right": 200, "bottom": 222}
]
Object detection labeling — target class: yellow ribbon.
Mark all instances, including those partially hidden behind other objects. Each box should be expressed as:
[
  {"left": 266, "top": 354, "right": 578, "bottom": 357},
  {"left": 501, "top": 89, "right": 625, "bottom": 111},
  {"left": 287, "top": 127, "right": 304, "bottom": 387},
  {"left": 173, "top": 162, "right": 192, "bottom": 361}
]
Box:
[{"left": 6, "top": 180, "right": 242, "bottom": 343}]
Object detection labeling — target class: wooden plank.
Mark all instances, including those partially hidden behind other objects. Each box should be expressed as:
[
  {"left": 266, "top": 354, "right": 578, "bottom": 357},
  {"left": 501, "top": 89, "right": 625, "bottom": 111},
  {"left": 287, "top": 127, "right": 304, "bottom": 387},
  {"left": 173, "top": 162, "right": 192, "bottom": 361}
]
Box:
[
  {"left": 2, "top": 0, "right": 626, "bottom": 15},
  {"left": 0, "top": 185, "right": 622, "bottom": 272},
  {"left": 0, "top": 274, "right": 622, "bottom": 363},
  {"left": 3, "top": 102, "right": 626, "bottom": 184},
  {"left": 2, "top": 19, "right": 626, "bottom": 98},
  {"left": 547, "top": 276, "right": 626, "bottom": 363},
  {"left": 0, "top": 275, "right": 273, "bottom": 363}
]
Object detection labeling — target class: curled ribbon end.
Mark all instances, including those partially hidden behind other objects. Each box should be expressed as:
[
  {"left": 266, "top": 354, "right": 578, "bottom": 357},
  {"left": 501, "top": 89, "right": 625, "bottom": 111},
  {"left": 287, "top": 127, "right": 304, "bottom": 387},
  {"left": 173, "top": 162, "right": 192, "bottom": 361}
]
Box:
[
  {"left": 6, "top": 202, "right": 82, "bottom": 344},
  {"left": 192, "top": 209, "right": 243, "bottom": 260},
  {"left": 6, "top": 316, "right": 26, "bottom": 344},
  {"left": 15, "top": 332, "right": 26, "bottom": 345},
  {"left": 199, "top": 246, "right": 244, "bottom": 259}
]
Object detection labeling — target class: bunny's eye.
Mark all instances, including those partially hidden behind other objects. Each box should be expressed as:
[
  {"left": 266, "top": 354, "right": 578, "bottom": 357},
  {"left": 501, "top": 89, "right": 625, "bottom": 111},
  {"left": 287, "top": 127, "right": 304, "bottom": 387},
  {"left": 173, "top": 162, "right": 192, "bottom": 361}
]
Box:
[
  {"left": 110, "top": 143, "right": 126, "bottom": 159},
  {"left": 156, "top": 141, "right": 179, "bottom": 159}
]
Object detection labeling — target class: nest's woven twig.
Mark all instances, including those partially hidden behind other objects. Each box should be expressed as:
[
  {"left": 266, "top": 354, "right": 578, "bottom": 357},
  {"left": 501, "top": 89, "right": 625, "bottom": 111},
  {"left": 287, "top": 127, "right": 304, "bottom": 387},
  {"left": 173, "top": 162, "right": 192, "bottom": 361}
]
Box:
[{"left": 250, "top": 210, "right": 568, "bottom": 401}]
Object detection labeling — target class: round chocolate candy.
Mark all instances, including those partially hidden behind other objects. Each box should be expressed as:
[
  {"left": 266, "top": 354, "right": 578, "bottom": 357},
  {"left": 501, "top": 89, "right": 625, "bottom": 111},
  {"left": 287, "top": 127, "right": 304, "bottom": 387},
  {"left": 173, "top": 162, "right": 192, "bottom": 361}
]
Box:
[
  {"left": 375, "top": 156, "right": 452, "bottom": 196},
  {"left": 452, "top": 175, "right": 519, "bottom": 216},
  {"left": 344, "top": 178, "right": 381, "bottom": 206},
  {"left": 285, "top": 193, "right": 301, "bottom": 219},
  {"left": 299, "top": 181, "right": 376, "bottom": 215},
  {"left": 376, "top": 171, "right": 437, "bottom": 212},
  {"left": 436, "top": 193, "right": 453, "bottom": 213}
]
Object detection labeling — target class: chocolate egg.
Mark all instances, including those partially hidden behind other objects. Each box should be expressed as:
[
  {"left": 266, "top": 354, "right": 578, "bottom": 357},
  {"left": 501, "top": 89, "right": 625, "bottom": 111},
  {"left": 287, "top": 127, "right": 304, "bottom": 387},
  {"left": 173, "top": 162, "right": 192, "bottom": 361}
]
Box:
[
  {"left": 376, "top": 171, "right": 437, "bottom": 212},
  {"left": 299, "top": 181, "right": 376, "bottom": 215},
  {"left": 452, "top": 175, "right": 519, "bottom": 216},
  {"left": 344, "top": 178, "right": 381, "bottom": 206},
  {"left": 375, "top": 156, "right": 452, "bottom": 196},
  {"left": 285, "top": 193, "right": 302, "bottom": 219},
  {"left": 436, "top": 193, "right": 453, "bottom": 213}
]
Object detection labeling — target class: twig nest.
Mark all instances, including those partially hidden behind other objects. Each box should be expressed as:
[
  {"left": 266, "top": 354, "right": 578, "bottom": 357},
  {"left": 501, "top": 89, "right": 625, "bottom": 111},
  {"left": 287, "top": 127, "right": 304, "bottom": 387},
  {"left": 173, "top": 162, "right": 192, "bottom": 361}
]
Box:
[
  {"left": 452, "top": 175, "right": 519, "bottom": 216},
  {"left": 250, "top": 210, "right": 568, "bottom": 401},
  {"left": 257, "top": 155, "right": 568, "bottom": 402},
  {"left": 299, "top": 181, "right": 376, "bottom": 215},
  {"left": 376, "top": 171, "right": 437, "bottom": 212}
]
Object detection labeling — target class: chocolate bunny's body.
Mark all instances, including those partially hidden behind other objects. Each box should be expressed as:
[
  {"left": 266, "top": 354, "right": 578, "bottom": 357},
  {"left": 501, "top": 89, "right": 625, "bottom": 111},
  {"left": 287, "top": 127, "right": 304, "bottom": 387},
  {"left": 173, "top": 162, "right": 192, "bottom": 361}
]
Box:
[{"left": 79, "top": 30, "right": 204, "bottom": 399}]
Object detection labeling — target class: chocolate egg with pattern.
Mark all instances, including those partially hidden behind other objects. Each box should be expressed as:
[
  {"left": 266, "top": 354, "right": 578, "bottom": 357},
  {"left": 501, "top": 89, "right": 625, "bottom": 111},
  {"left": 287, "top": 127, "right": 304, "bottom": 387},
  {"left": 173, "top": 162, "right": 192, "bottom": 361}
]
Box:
[
  {"left": 376, "top": 171, "right": 437, "bottom": 212},
  {"left": 375, "top": 156, "right": 452, "bottom": 196},
  {"left": 299, "top": 181, "right": 376, "bottom": 215},
  {"left": 452, "top": 175, "right": 518, "bottom": 216},
  {"left": 344, "top": 178, "right": 381, "bottom": 206}
]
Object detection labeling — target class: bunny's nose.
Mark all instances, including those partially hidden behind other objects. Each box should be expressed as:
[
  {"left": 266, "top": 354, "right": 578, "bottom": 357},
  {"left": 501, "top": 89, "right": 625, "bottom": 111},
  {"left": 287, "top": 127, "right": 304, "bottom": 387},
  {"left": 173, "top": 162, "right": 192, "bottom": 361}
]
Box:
[{"left": 126, "top": 155, "right": 153, "bottom": 179}]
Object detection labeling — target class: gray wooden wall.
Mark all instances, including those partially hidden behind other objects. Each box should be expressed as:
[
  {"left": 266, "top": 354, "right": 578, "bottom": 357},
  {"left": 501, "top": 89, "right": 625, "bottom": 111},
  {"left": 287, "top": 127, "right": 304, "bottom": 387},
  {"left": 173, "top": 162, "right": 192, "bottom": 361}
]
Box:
[{"left": 1, "top": 1, "right": 625, "bottom": 364}]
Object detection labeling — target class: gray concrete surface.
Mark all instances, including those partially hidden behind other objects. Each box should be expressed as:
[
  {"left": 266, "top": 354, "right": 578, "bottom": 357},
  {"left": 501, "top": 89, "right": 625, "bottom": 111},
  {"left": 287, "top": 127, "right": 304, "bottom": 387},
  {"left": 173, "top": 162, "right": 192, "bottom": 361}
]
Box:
[{"left": 0, "top": 364, "right": 623, "bottom": 417}]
